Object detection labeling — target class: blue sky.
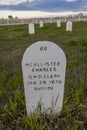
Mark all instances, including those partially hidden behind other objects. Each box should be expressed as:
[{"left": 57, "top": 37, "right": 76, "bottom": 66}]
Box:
[{"left": 0, "top": 0, "right": 87, "bottom": 12}]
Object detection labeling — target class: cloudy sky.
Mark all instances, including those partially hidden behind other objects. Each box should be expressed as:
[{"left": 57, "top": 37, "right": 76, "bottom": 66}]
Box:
[{"left": 0, "top": 0, "right": 87, "bottom": 12}]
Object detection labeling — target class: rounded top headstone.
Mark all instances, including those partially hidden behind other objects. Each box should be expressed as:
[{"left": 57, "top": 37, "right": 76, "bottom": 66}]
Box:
[{"left": 22, "top": 41, "right": 66, "bottom": 116}]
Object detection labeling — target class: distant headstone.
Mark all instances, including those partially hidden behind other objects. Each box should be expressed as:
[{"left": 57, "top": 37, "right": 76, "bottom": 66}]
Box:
[
  {"left": 29, "top": 23, "right": 35, "bottom": 34},
  {"left": 22, "top": 41, "right": 66, "bottom": 116},
  {"left": 57, "top": 20, "right": 61, "bottom": 27},
  {"left": 39, "top": 21, "right": 43, "bottom": 28},
  {"left": 66, "top": 21, "right": 72, "bottom": 31}
]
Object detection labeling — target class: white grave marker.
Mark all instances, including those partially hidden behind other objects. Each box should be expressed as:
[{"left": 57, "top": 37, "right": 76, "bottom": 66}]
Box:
[
  {"left": 57, "top": 20, "right": 61, "bottom": 27},
  {"left": 22, "top": 41, "right": 66, "bottom": 116},
  {"left": 29, "top": 23, "right": 35, "bottom": 34},
  {"left": 39, "top": 21, "right": 43, "bottom": 28},
  {"left": 66, "top": 21, "right": 72, "bottom": 31}
]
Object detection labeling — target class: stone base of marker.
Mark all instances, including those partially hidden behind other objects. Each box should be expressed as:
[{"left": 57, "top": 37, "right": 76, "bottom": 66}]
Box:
[{"left": 22, "top": 41, "right": 66, "bottom": 116}]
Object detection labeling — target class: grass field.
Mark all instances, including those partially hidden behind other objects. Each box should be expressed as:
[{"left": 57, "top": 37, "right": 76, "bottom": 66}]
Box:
[{"left": 0, "top": 22, "right": 87, "bottom": 130}]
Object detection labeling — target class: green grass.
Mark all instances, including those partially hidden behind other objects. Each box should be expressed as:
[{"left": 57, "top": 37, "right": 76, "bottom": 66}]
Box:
[{"left": 0, "top": 22, "right": 87, "bottom": 130}]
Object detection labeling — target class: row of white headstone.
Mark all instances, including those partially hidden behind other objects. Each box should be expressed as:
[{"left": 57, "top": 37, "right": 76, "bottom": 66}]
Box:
[
  {"left": 57, "top": 20, "right": 72, "bottom": 30},
  {"left": 29, "top": 20, "right": 43, "bottom": 34},
  {"left": 29, "top": 20, "right": 72, "bottom": 34}
]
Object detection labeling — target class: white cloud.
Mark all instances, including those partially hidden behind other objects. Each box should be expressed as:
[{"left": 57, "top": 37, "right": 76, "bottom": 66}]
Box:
[
  {"left": 0, "top": 0, "right": 28, "bottom": 5},
  {"left": 66, "top": 0, "right": 78, "bottom": 2},
  {"left": 28, "top": 0, "right": 35, "bottom": 2},
  {"left": 0, "top": 0, "right": 79, "bottom": 6},
  {"left": 27, "top": 0, "right": 40, "bottom": 2},
  {"left": 0, "top": 0, "right": 38, "bottom": 5}
]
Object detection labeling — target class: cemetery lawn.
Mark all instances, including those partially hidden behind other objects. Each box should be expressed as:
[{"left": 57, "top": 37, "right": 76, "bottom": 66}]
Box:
[{"left": 0, "top": 22, "right": 87, "bottom": 130}]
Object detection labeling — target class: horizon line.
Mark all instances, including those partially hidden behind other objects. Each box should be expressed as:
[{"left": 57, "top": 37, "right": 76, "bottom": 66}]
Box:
[{"left": 0, "top": 10, "right": 87, "bottom": 19}]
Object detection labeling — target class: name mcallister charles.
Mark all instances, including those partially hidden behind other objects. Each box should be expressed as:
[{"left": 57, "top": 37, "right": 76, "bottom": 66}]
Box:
[{"left": 25, "top": 61, "right": 60, "bottom": 72}]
